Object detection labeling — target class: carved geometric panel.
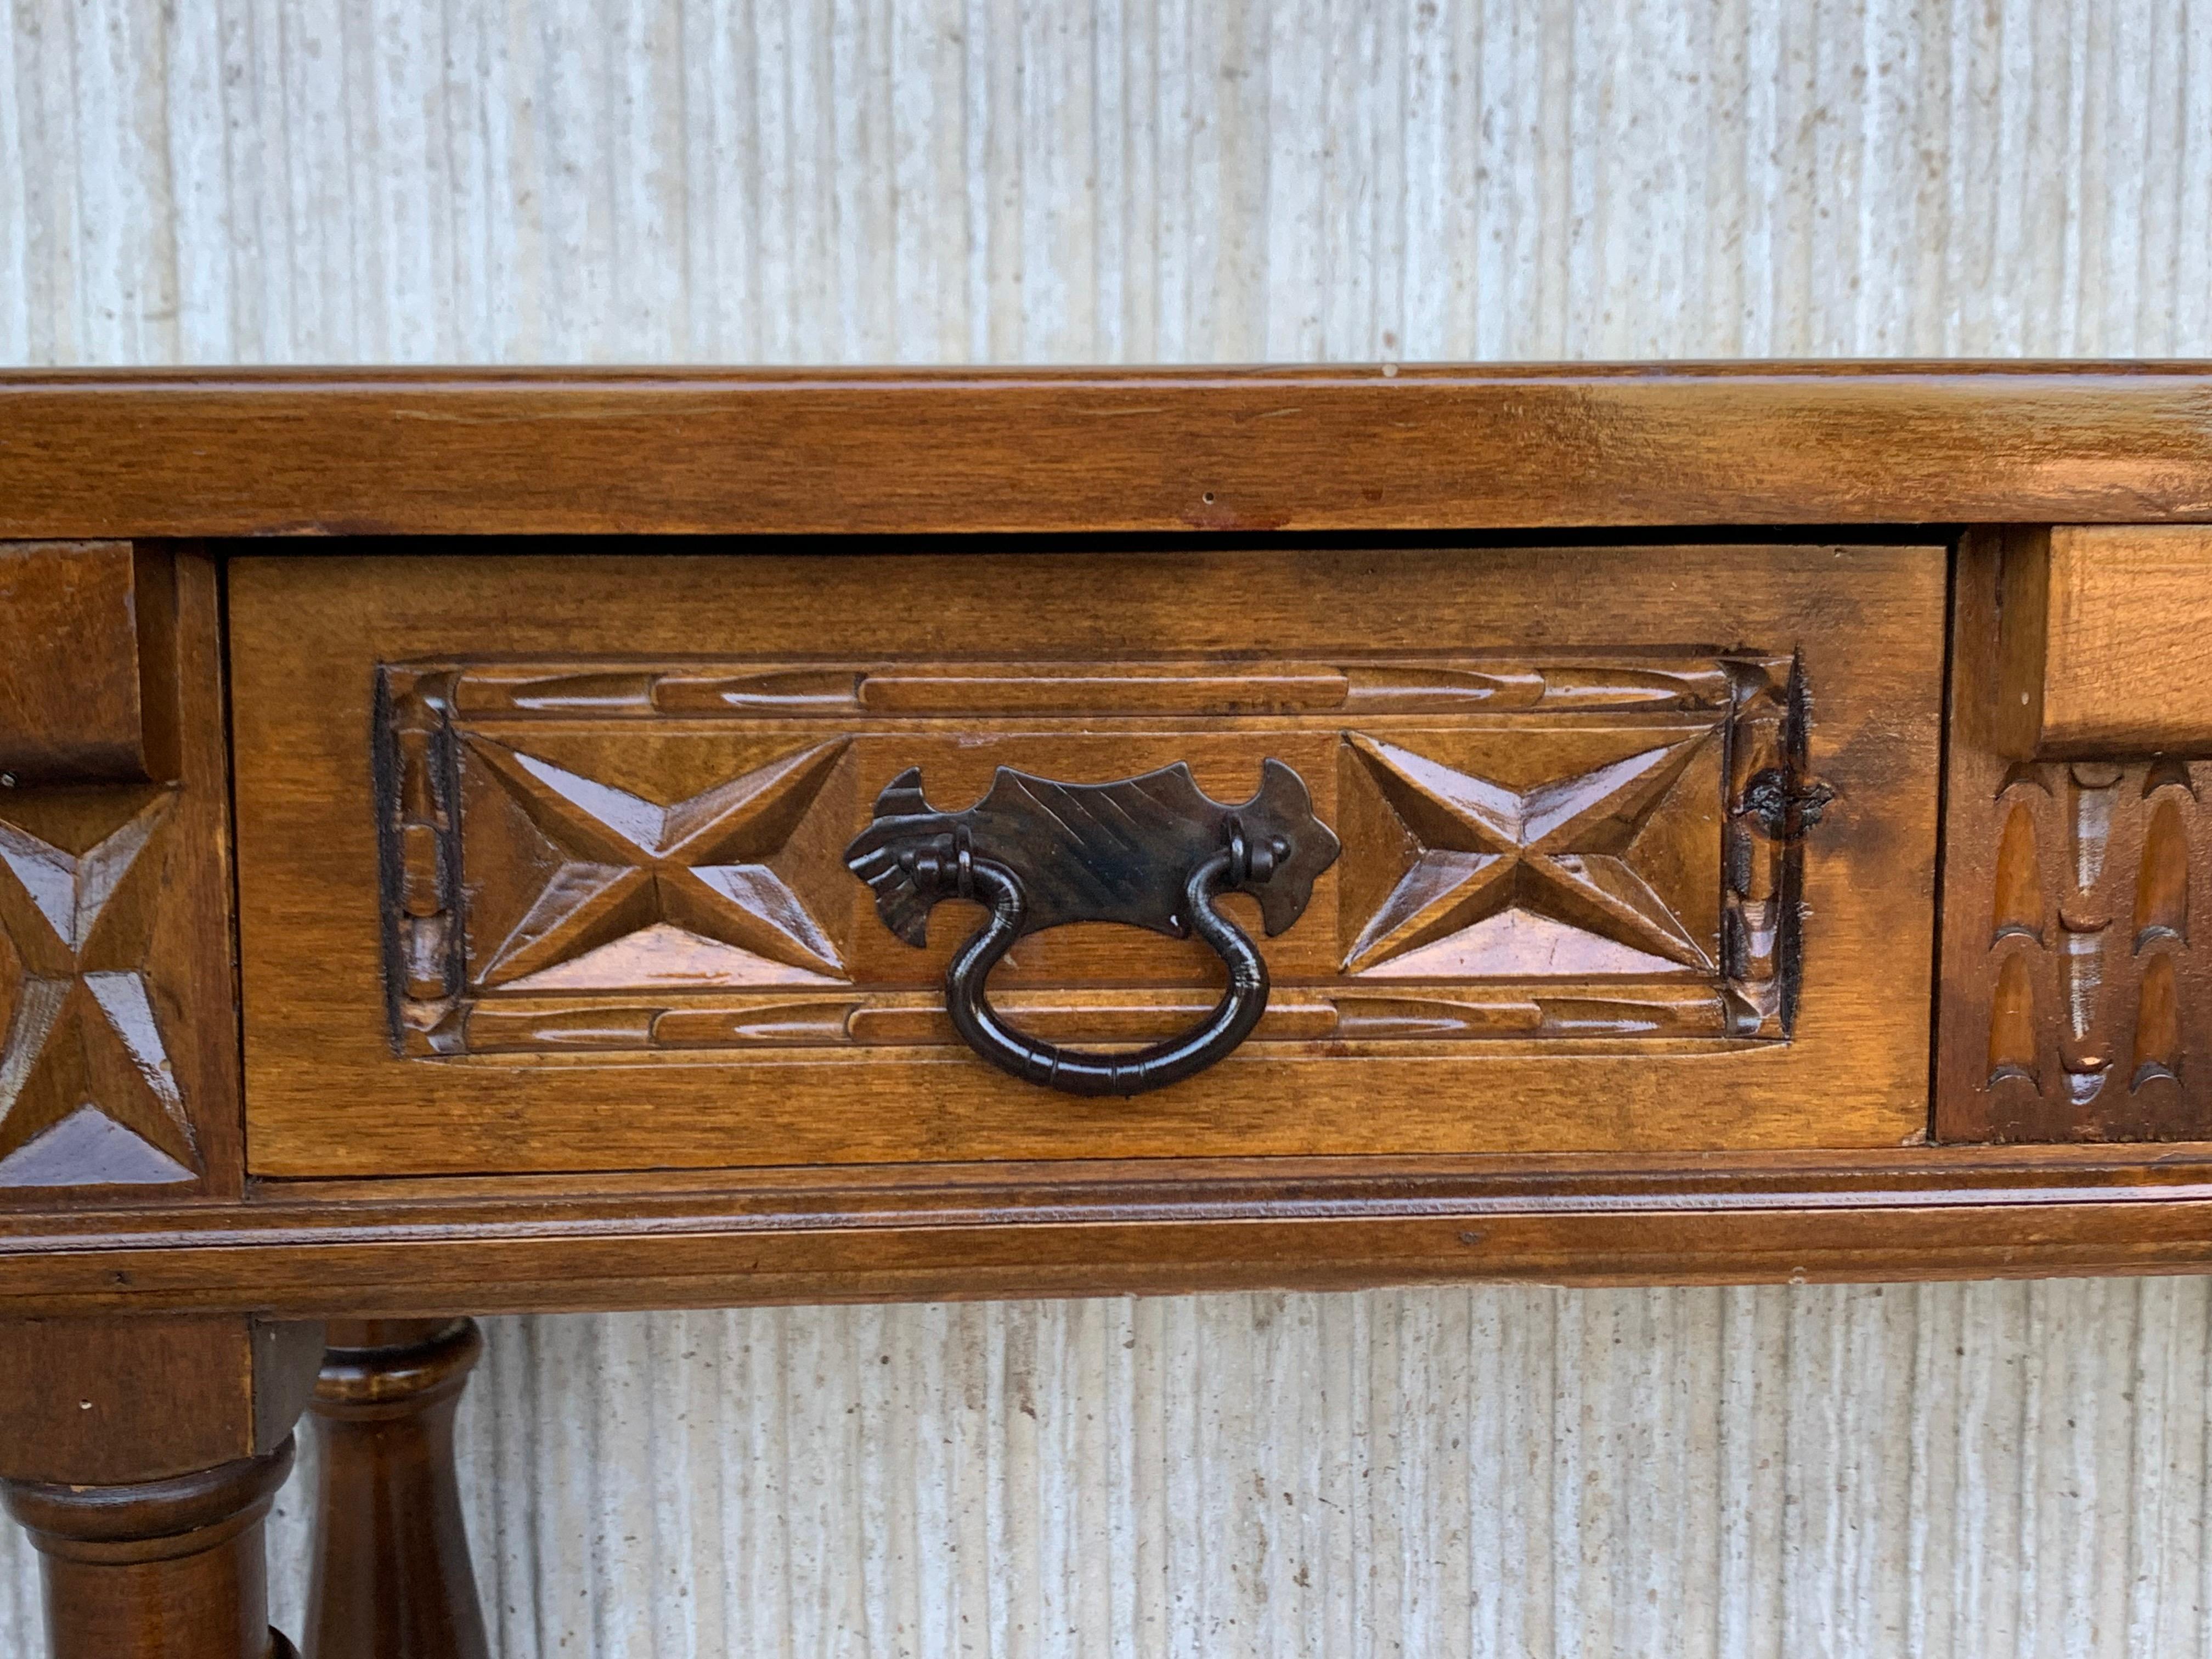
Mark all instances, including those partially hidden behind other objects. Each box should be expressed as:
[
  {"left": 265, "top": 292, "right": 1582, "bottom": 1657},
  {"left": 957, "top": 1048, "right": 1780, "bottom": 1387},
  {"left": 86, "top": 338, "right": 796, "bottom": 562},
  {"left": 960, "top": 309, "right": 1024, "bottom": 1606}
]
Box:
[
  {"left": 0, "top": 790, "right": 200, "bottom": 1184},
  {"left": 377, "top": 652, "right": 1815, "bottom": 1058},
  {"left": 460, "top": 735, "right": 853, "bottom": 988},
  {"left": 0, "top": 549, "right": 240, "bottom": 1198},
  {"left": 1338, "top": 729, "right": 1718, "bottom": 978},
  {"left": 1936, "top": 529, "right": 2212, "bottom": 1143},
  {"left": 1944, "top": 757, "right": 2211, "bottom": 1140}
]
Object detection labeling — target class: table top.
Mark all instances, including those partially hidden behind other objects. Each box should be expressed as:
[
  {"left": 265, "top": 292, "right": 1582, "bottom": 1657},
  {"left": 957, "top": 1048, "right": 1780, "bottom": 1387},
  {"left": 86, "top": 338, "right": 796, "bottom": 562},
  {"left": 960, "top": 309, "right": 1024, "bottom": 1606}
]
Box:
[{"left": 1, "top": 362, "right": 2208, "bottom": 539}]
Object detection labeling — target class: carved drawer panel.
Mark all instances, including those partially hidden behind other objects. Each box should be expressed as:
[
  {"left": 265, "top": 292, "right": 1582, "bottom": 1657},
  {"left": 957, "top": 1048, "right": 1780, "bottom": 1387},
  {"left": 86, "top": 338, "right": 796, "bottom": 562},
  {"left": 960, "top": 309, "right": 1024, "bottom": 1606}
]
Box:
[{"left": 230, "top": 545, "right": 1944, "bottom": 1176}]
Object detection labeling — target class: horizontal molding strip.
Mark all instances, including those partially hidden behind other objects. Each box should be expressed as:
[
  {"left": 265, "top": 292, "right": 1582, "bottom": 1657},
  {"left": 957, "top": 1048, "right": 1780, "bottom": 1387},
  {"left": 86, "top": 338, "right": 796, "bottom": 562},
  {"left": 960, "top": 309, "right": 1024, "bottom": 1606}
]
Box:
[
  {"left": 1, "top": 365, "right": 2209, "bottom": 537},
  {"left": 9, "top": 1149, "right": 2212, "bottom": 1315}
]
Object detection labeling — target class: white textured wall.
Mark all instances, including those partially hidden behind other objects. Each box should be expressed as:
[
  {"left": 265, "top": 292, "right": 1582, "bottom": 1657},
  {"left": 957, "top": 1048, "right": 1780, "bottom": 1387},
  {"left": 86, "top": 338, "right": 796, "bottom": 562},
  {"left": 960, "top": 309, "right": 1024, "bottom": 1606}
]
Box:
[{"left": 5, "top": 1, "right": 2212, "bottom": 1652}]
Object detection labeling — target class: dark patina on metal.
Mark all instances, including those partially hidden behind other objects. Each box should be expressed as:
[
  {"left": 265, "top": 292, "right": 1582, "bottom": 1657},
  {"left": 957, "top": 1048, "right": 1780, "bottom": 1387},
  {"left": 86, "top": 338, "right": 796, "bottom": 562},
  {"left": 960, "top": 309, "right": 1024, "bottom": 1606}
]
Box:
[{"left": 845, "top": 760, "right": 1339, "bottom": 1097}]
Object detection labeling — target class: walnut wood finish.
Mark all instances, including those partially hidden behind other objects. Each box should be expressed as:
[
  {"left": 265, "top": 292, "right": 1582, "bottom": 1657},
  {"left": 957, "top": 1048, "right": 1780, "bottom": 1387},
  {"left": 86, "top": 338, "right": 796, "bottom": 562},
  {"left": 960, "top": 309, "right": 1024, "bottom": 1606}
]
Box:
[
  {"left": 0, "top": 541, "right": 178, "bottom": 785},
  {"left": 1938, "top": 528, "right": 2212, "bottom": 1142},
  {"left": 0, "top": 1315, "right": 320, "bottom": 1659},
  {"left": 1994, "top": 525, "right": 2212, "bottom": 756},
  {"left": 306, "top": 1320, "right": 488, "bottom": 1659},
  {"left": 0, "top": 548, "right": 243, "bottom": 1200},
  {"left": 17, "top": 1149, "right": 2212, "bottom": 1314},
  {"left": 230, "top": 544, "right": 1941, "bottom": 1175},
  {"left": 5, "top": 1448, "right": 300, "bottom": 1659},
  {"left": 0, "top": 1316, "right": 321, "bottom": 1485},
  {"left": 0, "top": 380, "right": 2212, "bottom": 1327},
  {"left": 9, "top": 366, "right": 2212, "bottom": 1658},
  {"left": 0, "top": 366, "right": 2210, "bottom": 538}
]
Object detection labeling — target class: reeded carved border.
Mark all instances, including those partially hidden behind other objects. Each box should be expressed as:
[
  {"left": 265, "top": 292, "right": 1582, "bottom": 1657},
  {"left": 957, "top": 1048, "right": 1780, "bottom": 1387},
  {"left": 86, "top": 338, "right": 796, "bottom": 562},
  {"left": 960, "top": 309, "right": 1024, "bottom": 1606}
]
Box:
[
  {"left": 424, "top": 654, "right": 1756, "bottom": 720},
  {"left": 374, "top": 669, "right": 467, "bottom": 1057}
]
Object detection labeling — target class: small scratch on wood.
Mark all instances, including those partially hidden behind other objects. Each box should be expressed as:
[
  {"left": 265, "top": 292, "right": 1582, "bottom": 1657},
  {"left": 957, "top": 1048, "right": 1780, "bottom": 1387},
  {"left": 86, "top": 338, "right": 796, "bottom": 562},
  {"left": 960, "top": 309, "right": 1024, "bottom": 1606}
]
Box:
[{"left": 389, "top": 408, "right": 631, "bottom": 424}]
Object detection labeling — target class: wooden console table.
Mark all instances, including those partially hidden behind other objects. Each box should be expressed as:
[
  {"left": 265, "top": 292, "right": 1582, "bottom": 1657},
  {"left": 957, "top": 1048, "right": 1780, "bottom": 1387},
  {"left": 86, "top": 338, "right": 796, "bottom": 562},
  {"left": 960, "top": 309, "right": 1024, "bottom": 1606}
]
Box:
[{"left": 2, "top": 363, "right": 2210, "bottom": 1656}]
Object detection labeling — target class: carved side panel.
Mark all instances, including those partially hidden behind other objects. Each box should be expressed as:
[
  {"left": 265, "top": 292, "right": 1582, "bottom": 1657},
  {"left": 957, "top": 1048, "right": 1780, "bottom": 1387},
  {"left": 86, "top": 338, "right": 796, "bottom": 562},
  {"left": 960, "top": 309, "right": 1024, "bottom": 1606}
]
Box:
[
  {"left": 1943, "top": 757, "right": 2210, "bottom": 1139},
  {"left": 0, "top": 550, "right": 240, "bottom": 1198},
  {"left": 376, "top": 653, "right": 1822, "bottom": 1060},
  {"left": 1938, "top": 531, "right": 2212, "bottom": 1141}
]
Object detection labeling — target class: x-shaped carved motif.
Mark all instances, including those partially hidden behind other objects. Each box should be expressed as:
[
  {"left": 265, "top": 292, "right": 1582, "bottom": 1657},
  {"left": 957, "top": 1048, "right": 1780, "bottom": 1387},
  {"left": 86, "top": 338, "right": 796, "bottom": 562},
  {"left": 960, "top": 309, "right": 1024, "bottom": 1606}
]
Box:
[
  {"left": 466, "top": 737, "right": 852, "bottom": 985},
  {"left": 0, "top": 793, "right": 196, "bottom": 1180},
  {"left": 1343, "top": 732, "right": 1714, "bottom": 974}
]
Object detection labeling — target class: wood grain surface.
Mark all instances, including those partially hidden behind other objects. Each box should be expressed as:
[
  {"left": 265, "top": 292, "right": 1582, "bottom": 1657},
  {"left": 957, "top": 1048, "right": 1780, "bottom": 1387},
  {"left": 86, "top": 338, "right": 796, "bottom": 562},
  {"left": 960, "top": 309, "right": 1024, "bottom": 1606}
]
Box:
[
  {"left": 0, "top": 542, "right": 176, "bottom": 785},
  {"left": 12, "top": 1146, "right": 2212, "bottom": 1317},
  {"left": 0, "top": 367, "right": 2209, "bottom": 538},
  {"left": 230, "top": 543, "right": 1944, "bottom": 1176},
  {"left": 0, "top": 1315, "right": 312, "bottom": 1486},
  {"left": 304, "top": 1320, "right": 489, "bottom": 1659},
  {"left": 2004, "top": 525, "right": 2212, "bottom": 755},
  {"left": 3, "top": 1444, "right": 301, "bottom": 1659}
]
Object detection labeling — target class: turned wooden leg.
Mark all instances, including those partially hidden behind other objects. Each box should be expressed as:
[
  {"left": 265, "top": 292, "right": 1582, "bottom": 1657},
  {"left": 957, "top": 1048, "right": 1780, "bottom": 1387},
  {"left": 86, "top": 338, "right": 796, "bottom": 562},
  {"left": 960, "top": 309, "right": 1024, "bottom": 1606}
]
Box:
[
  {"left": 305, "top": 1319, "right": 489, "bottom": 1659},
  {"left": 5, "top": 1445, "right": 300, "bottom": 1659},
  {"left": 0, "top": 1315, "right": 323, "bottom": 1659}
]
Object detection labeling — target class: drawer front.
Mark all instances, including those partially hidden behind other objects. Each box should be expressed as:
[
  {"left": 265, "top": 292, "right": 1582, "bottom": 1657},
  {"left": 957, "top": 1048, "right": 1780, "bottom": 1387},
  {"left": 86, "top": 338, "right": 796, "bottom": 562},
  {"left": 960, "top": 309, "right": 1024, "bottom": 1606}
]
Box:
[{"left": 232, "top": 545, "right": 1944, "bottom": 1176}]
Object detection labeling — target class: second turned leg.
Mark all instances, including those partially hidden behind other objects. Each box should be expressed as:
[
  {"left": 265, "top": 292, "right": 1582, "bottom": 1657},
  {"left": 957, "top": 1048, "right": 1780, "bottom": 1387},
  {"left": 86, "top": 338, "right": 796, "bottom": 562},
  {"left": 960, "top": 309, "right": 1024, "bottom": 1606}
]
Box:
[{"left": 305, "top": 1319, "right": 490, "bottom": 1659}]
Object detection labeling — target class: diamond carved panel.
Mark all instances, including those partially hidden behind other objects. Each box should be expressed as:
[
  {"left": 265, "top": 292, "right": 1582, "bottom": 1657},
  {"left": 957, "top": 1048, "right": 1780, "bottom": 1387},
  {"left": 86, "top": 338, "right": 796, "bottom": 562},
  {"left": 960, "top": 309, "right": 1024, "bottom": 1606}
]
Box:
[
  {"left": 1338, "top": 727, "right": 1719, "bottom": 979},
  {"left": 380, "top": 669, "right": 862, "bottom": 1055},
  {"left": 460, "top": 735, "right": 854, "bottom": 989},
  {"left": 0, "top": 790, "right": 200, "bottom": 1185},
  {"left": 377, "top": 652, "right": 1812, "bottom": 1060}
]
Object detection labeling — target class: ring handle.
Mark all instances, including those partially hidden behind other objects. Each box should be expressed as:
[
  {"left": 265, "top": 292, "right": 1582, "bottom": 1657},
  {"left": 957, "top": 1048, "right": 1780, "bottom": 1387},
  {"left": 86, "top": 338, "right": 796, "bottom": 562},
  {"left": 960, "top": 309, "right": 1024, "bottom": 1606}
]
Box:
[
  {"left": 844, "top": 759, "right": 1339, "bottom": 1099},
  {"left": 945, "top": 844, "right": 1268, "bottom": 1097}
]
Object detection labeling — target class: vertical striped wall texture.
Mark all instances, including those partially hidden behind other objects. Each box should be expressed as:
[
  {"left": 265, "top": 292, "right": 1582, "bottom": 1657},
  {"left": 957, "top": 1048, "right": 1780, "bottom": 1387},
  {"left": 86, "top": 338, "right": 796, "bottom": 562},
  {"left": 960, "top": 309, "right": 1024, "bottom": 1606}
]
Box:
[
  {"left": 4, "top": 1, "right": 2212, "bottom": 1652},
  {"left": 5, "top": 0, "right": 2210, "bottom": 364}
]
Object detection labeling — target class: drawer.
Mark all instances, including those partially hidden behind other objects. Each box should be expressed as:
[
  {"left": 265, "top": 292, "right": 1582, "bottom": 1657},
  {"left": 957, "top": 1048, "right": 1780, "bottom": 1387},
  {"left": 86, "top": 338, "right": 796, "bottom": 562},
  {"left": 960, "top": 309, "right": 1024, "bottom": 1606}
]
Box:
[{"left": 230, "top": 543, "right": 1944, "bottom": 1176}]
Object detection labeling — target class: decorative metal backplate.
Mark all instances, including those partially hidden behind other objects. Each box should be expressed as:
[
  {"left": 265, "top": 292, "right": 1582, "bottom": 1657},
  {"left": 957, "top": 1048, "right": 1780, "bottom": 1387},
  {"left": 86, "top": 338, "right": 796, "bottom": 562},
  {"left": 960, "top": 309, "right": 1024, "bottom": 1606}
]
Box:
[{"left": 845, "top": 760, "right": 1339, "bottom": 946}]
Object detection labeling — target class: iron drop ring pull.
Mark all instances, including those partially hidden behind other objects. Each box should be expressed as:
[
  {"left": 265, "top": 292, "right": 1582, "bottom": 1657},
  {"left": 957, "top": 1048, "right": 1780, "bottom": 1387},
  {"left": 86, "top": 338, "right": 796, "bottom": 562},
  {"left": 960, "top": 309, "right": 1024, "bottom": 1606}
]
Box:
[
  {"left": 942, "top": 831, "right": 1268, "bottom": 1096},
  {"left": 845, "top": 761, "right": 1340, "bottom": 1098}
]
